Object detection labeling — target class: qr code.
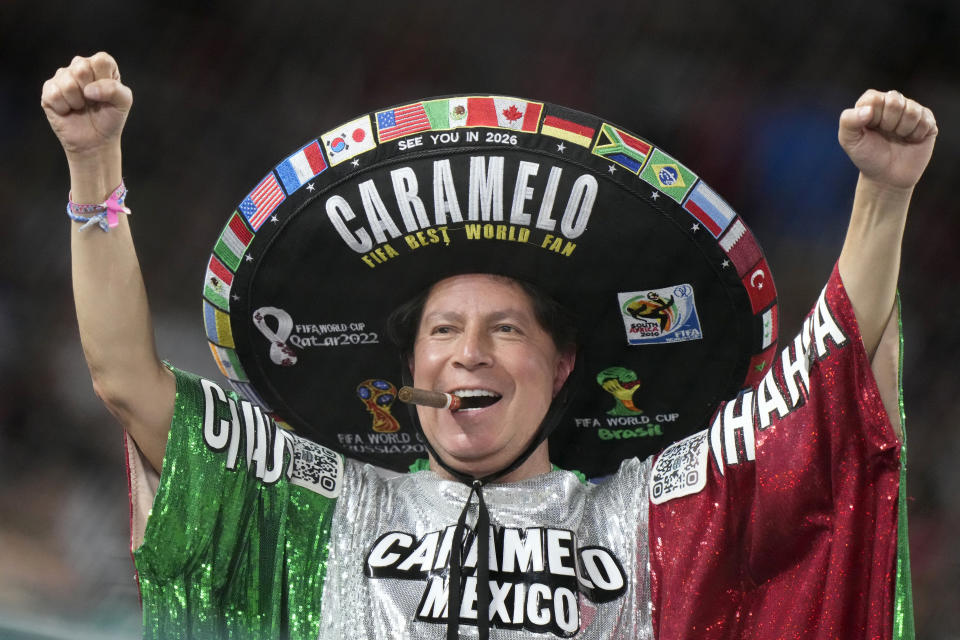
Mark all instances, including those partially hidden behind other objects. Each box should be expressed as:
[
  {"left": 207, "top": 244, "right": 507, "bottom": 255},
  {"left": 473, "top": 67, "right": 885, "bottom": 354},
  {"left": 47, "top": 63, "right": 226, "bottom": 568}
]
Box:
[
  {"left": 290, "top": 435, "right": 343, "bottom": 499},
  {"left": 649, "top": 430, "right": 708, "bottom": 504}
]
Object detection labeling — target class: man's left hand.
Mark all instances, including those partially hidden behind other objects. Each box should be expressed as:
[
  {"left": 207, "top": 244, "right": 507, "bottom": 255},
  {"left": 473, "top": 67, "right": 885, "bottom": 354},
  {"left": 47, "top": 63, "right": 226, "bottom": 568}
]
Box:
[{"left": 838, "top": 89, "right": 937, "bottom": 191}]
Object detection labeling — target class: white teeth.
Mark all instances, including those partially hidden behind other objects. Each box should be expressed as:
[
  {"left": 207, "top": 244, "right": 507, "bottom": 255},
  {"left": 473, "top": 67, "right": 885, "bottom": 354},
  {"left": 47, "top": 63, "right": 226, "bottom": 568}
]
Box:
[
  {"left": 450, "top": 388, "right": 503, "bottom": 412},
  {"left": 451, "top": 389, "right": 500, "bottom": 398}
]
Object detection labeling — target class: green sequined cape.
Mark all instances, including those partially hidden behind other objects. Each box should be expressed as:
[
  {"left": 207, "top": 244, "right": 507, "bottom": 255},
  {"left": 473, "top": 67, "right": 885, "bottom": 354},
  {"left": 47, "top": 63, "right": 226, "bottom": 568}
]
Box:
[{"left": 132, "top": 367, "right": 339, "bottom": 639}]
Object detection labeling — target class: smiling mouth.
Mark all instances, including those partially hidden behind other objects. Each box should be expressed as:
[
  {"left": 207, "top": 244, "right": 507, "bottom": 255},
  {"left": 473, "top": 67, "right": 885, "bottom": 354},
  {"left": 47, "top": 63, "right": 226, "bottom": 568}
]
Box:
[{"left": 451, "top": 389, "right": 502, "bottom": 411}]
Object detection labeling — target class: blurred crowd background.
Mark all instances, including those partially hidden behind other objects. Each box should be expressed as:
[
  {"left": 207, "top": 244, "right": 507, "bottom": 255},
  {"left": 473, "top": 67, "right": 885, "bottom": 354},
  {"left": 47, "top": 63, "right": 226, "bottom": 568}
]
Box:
[{"left": 1, "top": 1, "right": 957, "bottom": 638}]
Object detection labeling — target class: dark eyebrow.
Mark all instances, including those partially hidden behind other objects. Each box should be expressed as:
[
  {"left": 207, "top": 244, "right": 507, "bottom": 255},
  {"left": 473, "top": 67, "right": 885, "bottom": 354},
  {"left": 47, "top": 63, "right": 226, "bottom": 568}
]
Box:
[
  {"left": 420, "top": 308, "right": 534, "bottom": 325},
  {"left": 486, "top": 310, "right": 535, "bottom": 324},
  {"left": 421, "top": 309, "right": 461, "bottom": 320}
]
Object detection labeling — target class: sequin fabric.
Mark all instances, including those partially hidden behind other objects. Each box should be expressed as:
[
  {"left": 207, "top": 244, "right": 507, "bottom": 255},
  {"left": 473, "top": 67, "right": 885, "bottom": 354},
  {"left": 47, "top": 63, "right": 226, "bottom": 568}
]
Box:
[
  {"left": 320, "top": 458, "right": 654, "bottom": 638},
  {"left": 128, "top": 264, "right": 911, "bottom": 639},
  {"left": 129, "top": 368, "right": 655, "bottom": 639},
  {"left": 648, "top": 265, "right": 909, "bottom": 639},
  {"left": 132, "top": 368, "right": 339, "bottom": 639}
]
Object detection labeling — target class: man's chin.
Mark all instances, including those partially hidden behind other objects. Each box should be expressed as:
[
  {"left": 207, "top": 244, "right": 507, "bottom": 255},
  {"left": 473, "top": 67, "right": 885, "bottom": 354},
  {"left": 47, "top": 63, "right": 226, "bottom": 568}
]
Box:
[{"left": 430, "top": 443, "right": 508, "bottom": 476}]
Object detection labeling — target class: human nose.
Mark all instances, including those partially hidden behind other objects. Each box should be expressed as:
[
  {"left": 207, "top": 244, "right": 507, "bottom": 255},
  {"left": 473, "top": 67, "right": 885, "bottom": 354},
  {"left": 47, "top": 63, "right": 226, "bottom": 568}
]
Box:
[{"left": 453, "top": 326, "right": 493, "bottom": 370}]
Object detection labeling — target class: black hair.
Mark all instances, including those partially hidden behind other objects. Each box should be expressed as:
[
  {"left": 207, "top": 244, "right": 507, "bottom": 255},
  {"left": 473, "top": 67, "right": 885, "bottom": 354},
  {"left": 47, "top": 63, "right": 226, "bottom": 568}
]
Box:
[{"left": 387, "top": 275, "right": 578, "bottom": 359}]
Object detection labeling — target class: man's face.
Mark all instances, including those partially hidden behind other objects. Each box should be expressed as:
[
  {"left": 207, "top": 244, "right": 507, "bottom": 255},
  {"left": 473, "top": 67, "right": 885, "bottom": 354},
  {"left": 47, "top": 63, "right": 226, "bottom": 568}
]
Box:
[{"left": 411, "top": 274, "right": 575, "bottom": 478}]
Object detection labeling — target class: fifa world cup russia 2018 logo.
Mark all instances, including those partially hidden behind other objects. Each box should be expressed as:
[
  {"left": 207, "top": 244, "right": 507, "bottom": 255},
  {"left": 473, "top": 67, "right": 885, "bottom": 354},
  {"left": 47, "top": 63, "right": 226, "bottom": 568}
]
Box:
[{"left": 356, "top": 379, "right": 401, "bottom": 433}]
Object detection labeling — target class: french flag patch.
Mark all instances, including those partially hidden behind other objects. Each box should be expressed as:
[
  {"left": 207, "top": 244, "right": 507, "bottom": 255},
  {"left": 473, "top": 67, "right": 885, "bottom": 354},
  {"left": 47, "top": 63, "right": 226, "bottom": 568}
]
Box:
[{"left": 276, "top": 140, "right": 328, "bottom": 194}]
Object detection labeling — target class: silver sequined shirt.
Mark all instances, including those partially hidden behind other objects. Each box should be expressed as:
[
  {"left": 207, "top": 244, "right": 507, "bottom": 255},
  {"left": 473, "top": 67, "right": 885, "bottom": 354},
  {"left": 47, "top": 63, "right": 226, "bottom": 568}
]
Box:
[{"left": 319, "top": 457, "right": 654, "bottom": 639}]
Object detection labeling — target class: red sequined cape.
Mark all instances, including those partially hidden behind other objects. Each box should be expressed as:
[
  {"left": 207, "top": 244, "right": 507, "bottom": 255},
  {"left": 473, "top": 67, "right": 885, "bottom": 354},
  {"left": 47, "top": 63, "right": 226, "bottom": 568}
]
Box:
[{"left": 649, "top": 265, "right": 908, "bottom": 639}]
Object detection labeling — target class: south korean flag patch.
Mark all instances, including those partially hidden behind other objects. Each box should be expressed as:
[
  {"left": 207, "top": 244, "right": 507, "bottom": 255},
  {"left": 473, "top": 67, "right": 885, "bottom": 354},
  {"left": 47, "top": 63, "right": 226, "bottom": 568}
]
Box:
[{"left": 650, "top": 430, "right": 708, "bottom": 504}]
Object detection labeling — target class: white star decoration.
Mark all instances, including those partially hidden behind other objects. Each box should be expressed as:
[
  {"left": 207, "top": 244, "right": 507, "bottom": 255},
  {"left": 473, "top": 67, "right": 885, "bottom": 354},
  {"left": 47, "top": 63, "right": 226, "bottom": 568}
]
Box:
[
  {"left": 650, "top": 191, "right": 660, "bottom": 200},
  {"left": 351, "top": 158, "right": 360, "bottom": 167},
  {"left": 306, "top": 183, "right": 315, "bottom": 192},
  {"left": 270, "top": 215, "right": 279, "bottom": 223},
  {"left": 245, "top": 254, "right": 253, "bottom": 262},
  {"left": 721, "top": 259, "right": 730, "bottom": 268},
  {"left": 608, "top": 164, "right": 617, "bottom": 174},
  {"left": 232, "top": 294, "right": 240, "bottom": 301},
  {"left": 556, "top": 142, "right": 566, "bottom": 153},
  {"left": 691, "top": 223, "right": 700, "bottom": 232}
]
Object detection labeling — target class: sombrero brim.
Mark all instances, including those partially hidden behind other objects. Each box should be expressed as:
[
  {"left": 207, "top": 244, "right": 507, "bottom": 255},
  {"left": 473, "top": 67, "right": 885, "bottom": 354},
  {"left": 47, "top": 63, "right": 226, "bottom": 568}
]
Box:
[{"left": 202, "top": 96, "right": 777, "bottom": 478}]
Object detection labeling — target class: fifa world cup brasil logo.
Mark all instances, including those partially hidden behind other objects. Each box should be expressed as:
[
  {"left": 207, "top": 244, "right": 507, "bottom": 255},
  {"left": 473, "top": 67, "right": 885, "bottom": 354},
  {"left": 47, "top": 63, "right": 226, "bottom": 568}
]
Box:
[
  {"left": 597, "top": 367, "right": 643, "bottom": 416},
  {"left": 356, "top": 379, "right": 401, "bottom": 433}
]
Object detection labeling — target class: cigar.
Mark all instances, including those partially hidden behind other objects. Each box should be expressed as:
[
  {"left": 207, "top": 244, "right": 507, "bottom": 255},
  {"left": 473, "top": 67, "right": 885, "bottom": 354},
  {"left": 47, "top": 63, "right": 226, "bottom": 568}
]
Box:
[{"left": 398, "top": 386, "right": 462, "bottom": 411}]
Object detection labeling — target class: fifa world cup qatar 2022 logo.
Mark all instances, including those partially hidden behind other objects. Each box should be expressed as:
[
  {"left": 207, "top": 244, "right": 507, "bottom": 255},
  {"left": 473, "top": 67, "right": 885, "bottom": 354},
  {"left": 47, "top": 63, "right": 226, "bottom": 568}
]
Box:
[
  {"left": 252, "top": 307, "right": 298, "bottom": 366},
  {"left": 356, "top": 379, "right": 401, "bottom": 433}
]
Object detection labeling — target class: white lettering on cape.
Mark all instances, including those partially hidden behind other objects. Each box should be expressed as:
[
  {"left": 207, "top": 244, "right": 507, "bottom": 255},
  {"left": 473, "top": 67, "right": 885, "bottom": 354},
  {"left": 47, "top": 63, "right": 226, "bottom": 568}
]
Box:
[
  {"left": 199, "top": 378, "right": 343, "bottom": 497},
  {"left": 708, "top": 284, "right": 850, "bottom": 473}
]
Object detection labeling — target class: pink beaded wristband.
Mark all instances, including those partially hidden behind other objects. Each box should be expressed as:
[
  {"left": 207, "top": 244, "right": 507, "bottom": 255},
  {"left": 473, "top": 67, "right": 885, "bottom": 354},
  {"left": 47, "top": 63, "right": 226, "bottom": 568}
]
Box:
[{"left": 67, "top": 182, "right": 130, "bottom": 232}]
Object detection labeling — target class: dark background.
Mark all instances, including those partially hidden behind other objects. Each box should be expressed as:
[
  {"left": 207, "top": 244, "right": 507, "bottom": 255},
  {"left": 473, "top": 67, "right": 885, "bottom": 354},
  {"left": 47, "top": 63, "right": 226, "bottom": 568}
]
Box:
[{"left": 1, "top": 1, "right": 957, "bottom": 637}]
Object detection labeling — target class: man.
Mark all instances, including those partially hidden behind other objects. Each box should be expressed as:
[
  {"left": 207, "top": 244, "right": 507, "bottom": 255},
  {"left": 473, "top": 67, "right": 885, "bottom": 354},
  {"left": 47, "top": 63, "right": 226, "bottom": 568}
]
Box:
[
  {"left": 43, "top": 52, "right": 936, "bottom": 638},
  {"left": 406, "top": 274, "right": 576, "bottom": 482}
]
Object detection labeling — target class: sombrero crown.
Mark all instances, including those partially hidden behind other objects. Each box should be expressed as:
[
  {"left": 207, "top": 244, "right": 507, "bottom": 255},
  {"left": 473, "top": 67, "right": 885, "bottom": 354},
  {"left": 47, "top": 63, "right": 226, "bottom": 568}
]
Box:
[{"left": 202, "top": 95, "right": 778, "bottom": 478}]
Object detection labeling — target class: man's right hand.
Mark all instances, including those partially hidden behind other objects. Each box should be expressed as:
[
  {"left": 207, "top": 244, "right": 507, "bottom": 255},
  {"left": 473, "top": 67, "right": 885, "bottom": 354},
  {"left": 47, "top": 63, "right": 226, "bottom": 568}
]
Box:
[
  {"left": 41, "top": 52, "right": 131, "bottom": 160},
  {"left": 47, "top": 53, "right": 174, "bottom": 474}
]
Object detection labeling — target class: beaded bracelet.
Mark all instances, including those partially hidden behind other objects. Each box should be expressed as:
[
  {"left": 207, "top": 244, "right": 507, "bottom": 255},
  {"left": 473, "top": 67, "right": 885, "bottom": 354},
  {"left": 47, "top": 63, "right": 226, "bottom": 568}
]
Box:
[{"left": 67, "top": 182, "right": 130, "bottom": 232}]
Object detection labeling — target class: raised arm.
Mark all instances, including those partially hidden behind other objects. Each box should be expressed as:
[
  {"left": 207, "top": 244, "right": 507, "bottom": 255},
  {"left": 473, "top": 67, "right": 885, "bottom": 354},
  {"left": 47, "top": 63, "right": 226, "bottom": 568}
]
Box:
[
  {"left": 837, "top": 89, "right": 937, "bottom": 358},
  {"left": 42, "top": 52, "right": 174, "bottom": 472}
]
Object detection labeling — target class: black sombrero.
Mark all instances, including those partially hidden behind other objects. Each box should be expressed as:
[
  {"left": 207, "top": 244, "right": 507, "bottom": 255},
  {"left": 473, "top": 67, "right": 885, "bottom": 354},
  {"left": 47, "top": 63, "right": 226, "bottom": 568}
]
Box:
[{"left": 202, "top": 96, "right": 778, "bottom": 479}]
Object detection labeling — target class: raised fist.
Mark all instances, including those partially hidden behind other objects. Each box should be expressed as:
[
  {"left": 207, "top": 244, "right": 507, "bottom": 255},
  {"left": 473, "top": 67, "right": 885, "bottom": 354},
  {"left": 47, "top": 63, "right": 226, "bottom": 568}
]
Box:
[
  {"left": 41, "top": 52, "right": 132, "bottom": 158},
  {"left": 838, "top": 89, "right": 937, "bottom": 191}
]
